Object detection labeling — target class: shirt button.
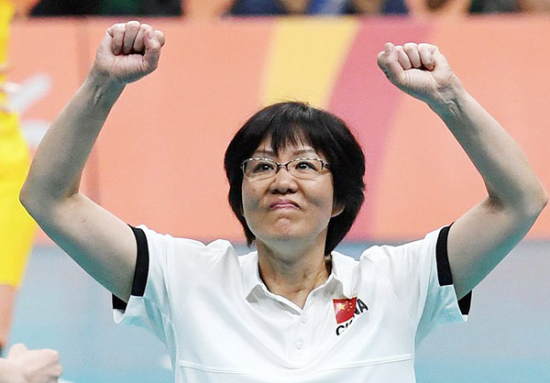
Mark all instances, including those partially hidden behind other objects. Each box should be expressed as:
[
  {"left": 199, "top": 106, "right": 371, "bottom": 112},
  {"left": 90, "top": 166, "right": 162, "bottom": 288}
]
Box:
[
  {"left": 300, "top": 315, "right": 308, "bottom": 324},
  {"left": 295, "top": 340, "right": 303, "bottom": 350}
]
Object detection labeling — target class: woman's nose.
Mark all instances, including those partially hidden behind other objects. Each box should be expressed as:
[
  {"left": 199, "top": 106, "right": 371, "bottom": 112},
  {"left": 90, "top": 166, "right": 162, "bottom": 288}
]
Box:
[{"left": 269, "top": 166, "right": 298, "bottom": 194}]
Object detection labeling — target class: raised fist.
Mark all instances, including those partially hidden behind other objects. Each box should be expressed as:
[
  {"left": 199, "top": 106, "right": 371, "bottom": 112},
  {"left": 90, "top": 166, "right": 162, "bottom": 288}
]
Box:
[
  {"left": 91, "top": 21, "right": 166, "bottom": 85},
  {"left": 377, "top": 42, "right": 459, "bottom": 105}
]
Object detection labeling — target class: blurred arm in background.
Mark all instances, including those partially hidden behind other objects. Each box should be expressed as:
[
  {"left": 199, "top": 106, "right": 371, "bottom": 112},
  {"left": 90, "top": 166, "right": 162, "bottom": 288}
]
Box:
[{"left": 0, "top": 344, "right": 62, "bottom": 383}]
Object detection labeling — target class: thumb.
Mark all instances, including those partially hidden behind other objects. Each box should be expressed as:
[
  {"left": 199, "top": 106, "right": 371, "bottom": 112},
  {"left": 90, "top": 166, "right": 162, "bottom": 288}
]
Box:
[
  {"left": 7, "top": 343, "right": 28, "bottom": 359},
  {"left": 143, "top": 29, "right": 163, "bottom": 72},
  {"left": 155, "top": 30, "right": 166, "bottom": 47}
]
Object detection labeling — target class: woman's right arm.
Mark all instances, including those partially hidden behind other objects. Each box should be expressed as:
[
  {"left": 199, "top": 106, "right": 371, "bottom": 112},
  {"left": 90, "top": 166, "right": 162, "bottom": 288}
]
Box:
[{"left": 20, "top": 21, "right": 165, "bottom": 302}]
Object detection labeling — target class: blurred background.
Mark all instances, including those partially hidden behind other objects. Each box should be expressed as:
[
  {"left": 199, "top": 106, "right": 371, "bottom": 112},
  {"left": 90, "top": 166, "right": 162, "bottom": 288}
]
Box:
[{"left": 3, "top": 0, "right": 550, "bottom": 382}]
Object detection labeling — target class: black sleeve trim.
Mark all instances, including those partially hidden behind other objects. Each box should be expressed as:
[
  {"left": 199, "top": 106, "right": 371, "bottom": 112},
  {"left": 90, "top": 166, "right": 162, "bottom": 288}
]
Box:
[
  {"left": 112, "top": 226, "right": 150, "bottom": 310},
  {"left": 436, "top": 225, "right": 453, "bottom": 287},
  {"left": 435, "top": 224, "right": 472, "bottom": 315},
  {"left": 458, "top": 291, "right": 472, "bottom": 315}
]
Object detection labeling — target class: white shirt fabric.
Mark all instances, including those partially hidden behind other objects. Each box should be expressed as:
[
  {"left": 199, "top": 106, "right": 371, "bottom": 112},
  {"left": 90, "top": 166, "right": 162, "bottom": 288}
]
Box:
[{"left": 114, "top": 226, "right": 468, "bottom": 383}]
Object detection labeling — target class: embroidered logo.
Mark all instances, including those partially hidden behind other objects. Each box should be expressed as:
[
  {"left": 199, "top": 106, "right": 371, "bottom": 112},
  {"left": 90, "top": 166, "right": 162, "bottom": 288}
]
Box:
[
  {"left": 333, "top": 297, "right": 357, "bottom": 324},
  {"left": 333, "top": 297, "right": 369, "bottom": 336}
]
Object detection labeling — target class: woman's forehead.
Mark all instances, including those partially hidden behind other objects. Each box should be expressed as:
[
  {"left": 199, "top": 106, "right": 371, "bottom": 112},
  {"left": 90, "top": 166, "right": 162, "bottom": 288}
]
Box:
[{"left": 253, "top": 136, "right": 320, "bottom": 157}]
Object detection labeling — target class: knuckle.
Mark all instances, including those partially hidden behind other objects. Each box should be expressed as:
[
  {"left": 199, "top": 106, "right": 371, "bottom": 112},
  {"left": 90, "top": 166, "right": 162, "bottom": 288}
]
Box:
[
  {"left": 110, "top": 25, "right": 125, "bottom": 39},
  {"left": 48, "top": 350, "right": 60, "bottom": 362},
  {"left": 403, "top": 42, "right": 417, "bottom": 52},
  {"left": 418, "top": 42, "right": 433, "bottom": 51},
  {"left": 126, "top": 21, "right": 140, "bottom": 32}
]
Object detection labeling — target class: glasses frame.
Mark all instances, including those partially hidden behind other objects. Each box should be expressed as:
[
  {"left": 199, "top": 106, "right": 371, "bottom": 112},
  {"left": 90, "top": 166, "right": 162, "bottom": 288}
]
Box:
[{"left": 241, "top": 157, "right": 331, "bottom": 180}]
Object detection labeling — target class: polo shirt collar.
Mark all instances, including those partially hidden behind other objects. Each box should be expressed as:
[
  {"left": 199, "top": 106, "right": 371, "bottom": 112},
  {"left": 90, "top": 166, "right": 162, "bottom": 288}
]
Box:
[
  {"left": 240, "top": 251, "right": 264, "bottom": 299},
  {"left": 241, "top": 251, "right": 357, "bottom": 301},
  {"left": 330, "top": 251, "right": 358, "bottom": 299}
]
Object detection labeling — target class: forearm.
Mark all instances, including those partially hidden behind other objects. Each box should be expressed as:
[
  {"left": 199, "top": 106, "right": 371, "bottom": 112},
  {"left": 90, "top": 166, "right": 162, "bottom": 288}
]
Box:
[
  {"left": 21, "top": 72, "right": 124, "bottom": 211},
  {"left": 429, "top": 82, "right": 548, "bottom": 216}
]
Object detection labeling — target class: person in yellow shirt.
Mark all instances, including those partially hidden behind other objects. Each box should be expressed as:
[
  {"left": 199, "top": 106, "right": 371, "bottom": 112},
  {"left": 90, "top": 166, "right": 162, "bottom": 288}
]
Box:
[{"left": 0, "top": 0, "right": 36, "bottom": 356}]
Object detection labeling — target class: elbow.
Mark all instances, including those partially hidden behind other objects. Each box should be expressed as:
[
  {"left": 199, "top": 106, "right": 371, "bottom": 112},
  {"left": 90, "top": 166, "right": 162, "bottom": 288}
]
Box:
[
  {"left": 522, "top": 185, "right": 548, "bottom": 220},
  {"left": 19, "top": 179, "right": 47, "bottom": 220},
  {"left": 492, "top": 183, "right": 548, "bottom": 221},
  {"left": 20, "top": 178, "right": 79, "bottom": 223},
  {"left": 19, "top": 181, "right": 36, "bottom": 217},
  {"left": 537, "top": 187, "right": 549, "bottom": 214}
]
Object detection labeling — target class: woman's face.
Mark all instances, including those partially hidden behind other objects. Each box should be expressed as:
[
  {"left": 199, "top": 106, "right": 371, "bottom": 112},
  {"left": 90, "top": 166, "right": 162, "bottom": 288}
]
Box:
[{"left": 241, "top": 137, "right": 343, "bottom": 249}]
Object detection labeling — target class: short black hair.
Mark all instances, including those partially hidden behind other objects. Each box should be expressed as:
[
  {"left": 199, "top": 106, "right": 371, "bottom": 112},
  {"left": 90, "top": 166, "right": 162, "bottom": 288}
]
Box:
[{"left": 224, "top": 102, "right": 365, "bottom": 255}]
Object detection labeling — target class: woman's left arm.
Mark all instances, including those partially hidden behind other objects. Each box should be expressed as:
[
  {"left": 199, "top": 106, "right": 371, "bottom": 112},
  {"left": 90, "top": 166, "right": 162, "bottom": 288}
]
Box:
[{"left": 378, "top": 43, "right": 548, "bottom": 299}]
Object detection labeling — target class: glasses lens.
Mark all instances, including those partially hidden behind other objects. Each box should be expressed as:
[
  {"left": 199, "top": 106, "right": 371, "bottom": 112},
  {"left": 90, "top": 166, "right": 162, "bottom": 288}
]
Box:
[
  {"left": 289, "top": 158, "right": 323, "bottom": 179},
  {"left": 243, "top": 158, "right": 276, "bottom": 178},
  {"left": 242, "top": 158, "right": 328, "bottom": 179}
]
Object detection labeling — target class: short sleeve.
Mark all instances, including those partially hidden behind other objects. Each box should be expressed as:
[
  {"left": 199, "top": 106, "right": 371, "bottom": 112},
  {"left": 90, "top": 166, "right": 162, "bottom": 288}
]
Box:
[
  {"left": 360, "top": 226, "right": 471, "bottom": 346},
  {"left": 112, "top": 225, "right": 176, "bottom": 347},
  {"left": 111, "top": 225, "right": 239, "bottom": 351}
]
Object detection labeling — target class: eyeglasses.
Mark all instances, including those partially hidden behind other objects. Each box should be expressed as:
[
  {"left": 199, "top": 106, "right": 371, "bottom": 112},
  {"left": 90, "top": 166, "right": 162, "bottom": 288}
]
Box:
[{"left": 241, "top": 157, "right": 330, "bottom": 180}]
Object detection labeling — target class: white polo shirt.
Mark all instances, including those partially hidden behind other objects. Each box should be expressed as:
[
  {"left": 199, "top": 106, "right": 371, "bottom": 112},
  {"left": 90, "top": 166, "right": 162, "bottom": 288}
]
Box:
[{"left": 113, "top": 225, "right": 470, "bottom": 383}]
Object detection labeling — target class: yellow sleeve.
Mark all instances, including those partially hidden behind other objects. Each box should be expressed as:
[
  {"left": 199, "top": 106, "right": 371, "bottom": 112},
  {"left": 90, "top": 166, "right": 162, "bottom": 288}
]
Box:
[{"left": 0, "top": 112, "right": 35, "bottom": 288}]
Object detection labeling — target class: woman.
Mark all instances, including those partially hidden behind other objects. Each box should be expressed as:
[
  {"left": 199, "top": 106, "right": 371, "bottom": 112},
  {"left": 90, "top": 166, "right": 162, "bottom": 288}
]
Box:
[{"left": 20, "top": 21, "right": 547, "bottom": 382}]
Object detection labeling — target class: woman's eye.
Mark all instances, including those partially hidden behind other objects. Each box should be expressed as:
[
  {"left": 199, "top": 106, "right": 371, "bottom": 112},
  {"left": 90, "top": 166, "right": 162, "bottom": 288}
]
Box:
[
  {"left": 253, "top": 162, "right": 275, "bottom": 173},
  {"left": 296, "top": 161, "right": 317, "bottom": 171}
]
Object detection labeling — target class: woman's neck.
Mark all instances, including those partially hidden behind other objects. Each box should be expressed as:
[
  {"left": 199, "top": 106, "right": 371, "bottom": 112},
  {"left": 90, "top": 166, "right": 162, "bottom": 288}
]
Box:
[{"left": 256, "top": 240, "right": 332, "bottom": 309}]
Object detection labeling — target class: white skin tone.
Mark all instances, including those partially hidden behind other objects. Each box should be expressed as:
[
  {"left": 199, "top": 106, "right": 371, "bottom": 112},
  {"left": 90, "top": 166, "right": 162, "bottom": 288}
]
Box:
[
  {"left": 21, "top": 23, "right": 546, "bottom": 311},
  {"left": 0, "top": 344, "right": 62, "bottom": 383}
]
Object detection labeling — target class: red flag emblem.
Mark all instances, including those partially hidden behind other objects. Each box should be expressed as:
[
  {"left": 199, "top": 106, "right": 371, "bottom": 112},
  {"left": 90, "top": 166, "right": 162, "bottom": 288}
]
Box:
[{"left": 333, "top": 297, "right": 357, "bottom": 324}]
